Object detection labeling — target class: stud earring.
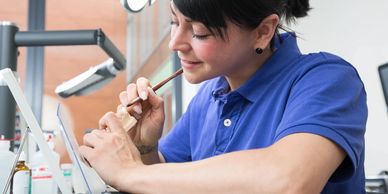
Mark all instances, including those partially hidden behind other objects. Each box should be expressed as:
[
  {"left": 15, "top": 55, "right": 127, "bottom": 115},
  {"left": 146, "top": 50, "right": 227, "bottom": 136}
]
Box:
[{"left": 255, "top": 48, "right": 263, "bottom": 54}]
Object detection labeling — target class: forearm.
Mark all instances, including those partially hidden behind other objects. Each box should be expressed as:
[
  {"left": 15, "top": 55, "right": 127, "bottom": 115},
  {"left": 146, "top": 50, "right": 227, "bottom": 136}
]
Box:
[
  {"left": 112, "top": 134, "right": 344, "bottom": 194},
  {"left": 117, "top": 149, "right": 289, "bottom": 194}
]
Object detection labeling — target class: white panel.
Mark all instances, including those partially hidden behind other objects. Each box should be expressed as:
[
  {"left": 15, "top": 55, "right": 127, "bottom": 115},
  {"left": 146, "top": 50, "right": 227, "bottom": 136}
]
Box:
[{"left": 0, "top": 68, "right": 72, "bottom": 194}]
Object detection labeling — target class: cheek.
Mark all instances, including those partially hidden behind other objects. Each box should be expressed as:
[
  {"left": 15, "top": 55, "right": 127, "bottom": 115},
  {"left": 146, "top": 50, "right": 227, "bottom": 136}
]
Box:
[{"left": 193, "top": 42, "right": 221, "bottom": 63}]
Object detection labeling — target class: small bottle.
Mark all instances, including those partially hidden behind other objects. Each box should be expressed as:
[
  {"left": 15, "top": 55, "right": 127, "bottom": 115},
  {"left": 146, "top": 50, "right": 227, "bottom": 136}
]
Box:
[
  {"left": 12, "top": 152, "right": 31, "bottom": 194},
  {"left": 61, "top": 163, "right": 73, "bottom": 193},
  {"left": 31, "top": 135, "right": 59, "bottom": 194}
]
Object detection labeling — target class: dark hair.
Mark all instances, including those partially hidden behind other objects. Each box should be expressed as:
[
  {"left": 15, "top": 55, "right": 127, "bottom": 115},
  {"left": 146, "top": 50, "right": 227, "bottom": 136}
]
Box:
[{"left": 172, "top": 0, "right": 311, "bottom": 41}]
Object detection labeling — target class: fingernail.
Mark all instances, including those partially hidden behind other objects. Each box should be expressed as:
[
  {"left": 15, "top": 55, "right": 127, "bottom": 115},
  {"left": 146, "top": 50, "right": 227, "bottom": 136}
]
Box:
[
  {"left": 119, "top": 91, "right": 129, "bottom": 105},
  {"left": 147, "top": 87, "right": 156, "bottom": 96},
  {"left": 140, "top": 91, "right": 148, "bottom": 100},
  {"left": 133, "top": 105, "right": 142, "bottom": 114}
]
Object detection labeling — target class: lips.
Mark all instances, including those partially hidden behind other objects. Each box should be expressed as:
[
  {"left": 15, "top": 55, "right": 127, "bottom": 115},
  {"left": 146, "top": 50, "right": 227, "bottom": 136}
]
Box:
[
  {"left": 180, "top": 59, "right": 202, "bottom": 70},
  {"left": 181, "top": 59, "right": 202, "bottom": 64}
]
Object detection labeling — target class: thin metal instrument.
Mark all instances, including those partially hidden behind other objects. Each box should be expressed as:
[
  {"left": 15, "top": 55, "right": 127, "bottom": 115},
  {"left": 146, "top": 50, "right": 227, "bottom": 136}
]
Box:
[{"left": 126, "top": 68, "right": 183, "bottom": 107}]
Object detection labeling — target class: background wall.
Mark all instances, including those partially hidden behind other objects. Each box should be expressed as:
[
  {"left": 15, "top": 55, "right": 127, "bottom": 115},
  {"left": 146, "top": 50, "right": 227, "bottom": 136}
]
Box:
[
  {"left": 0, "top": 0, "right": 128, "bottom": 163},
  {"left": 291, "top": 0, "right": 388, "bottom": 175}
]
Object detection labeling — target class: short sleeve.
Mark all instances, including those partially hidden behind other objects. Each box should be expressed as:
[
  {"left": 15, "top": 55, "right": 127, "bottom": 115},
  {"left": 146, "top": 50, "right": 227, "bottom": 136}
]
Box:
[
  {"left": 158, "top": 80, "right": 213, "bottom": 162},
  {"left": 275, "top": 56, "right": 367, "bottom": 182},
  {"left": 159, "top": 108, "right": 192, "bottom": 162}
]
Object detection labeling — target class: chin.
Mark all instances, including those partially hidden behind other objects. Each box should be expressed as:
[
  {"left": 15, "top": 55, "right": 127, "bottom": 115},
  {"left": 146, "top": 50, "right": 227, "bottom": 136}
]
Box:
[{"left": 183, "top": 73, "right": 205, "bottom": 84}]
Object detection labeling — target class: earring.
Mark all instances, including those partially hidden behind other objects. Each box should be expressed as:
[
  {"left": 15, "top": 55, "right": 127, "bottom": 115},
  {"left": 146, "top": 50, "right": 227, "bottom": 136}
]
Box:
[{"left": 255, "top": 48, "right": 263, "bottom": 54}]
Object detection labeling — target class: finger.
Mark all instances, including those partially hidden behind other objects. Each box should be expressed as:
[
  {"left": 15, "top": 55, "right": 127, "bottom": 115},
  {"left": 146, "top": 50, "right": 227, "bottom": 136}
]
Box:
[
  {"left": 79, "top": 145, "right": 94, "bottom": 166},
  {"left": 136, "top": 77, "right": 151, "bottom": 101},
  {"left": 116, "top": 104, "right": 127, "bottom": 119},
  {"left": 146, "top": 87, "right": 164, "bottom": 110},
  {"left": 117, "top": 103, "right": 140, "bottom": 121},
  {"left": 99, "top": 111, "right": 114, "bottom": 129},
  {"left": 83, "top": 130, "right": 105, "bottom": 148},
  {"left": 119, "top": 91, "right": 129, "bottom": 106},
  {"left": 126, "top": 83, "right": 142, "bottom": 114},
  {"left": 99, "top": 112, "right": 127, "bottom": 134}
]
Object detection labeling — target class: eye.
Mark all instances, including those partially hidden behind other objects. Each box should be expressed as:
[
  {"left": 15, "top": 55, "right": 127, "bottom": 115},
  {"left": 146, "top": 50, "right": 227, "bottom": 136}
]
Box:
[
  {"left": 170, "top": 20, "right": 178, "bottom": 26},
  {"left": 192, "top": 34, "right": 210, "bottom": 40},
  {"left": 192, "top": 24, "right": 211, "bottom": 40}
]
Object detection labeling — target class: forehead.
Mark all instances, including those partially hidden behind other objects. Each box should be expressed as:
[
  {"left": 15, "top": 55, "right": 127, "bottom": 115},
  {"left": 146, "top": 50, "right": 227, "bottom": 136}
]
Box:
[{"left": 170, "top": 1, "right": 254, "bottom": 40}]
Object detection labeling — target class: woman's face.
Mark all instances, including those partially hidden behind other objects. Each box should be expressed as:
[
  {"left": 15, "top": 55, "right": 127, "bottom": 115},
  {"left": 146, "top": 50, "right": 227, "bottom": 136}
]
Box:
[{"left": 169, "top": 3, "right": 260, "bottom": 84}]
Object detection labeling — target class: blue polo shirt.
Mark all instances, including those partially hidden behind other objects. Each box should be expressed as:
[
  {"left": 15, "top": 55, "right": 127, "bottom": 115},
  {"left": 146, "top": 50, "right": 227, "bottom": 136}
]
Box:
[{"left": 159, "top": 32, "right": 367, "bottom": 193}]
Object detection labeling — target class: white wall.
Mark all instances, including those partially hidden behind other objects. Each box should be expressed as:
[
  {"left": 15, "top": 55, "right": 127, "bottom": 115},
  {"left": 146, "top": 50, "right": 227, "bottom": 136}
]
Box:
[
  {"left": 291, "top": 0, "right": 388, "bottom": 175},
  {"left": 182, "top": 79, "right": 202, "bottom": 112}
]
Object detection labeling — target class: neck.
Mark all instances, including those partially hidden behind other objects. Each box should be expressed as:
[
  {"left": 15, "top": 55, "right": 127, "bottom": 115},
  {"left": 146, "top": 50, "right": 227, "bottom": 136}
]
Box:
[{"left": 226, "top": 49, "right": 273, "bottom": 91}]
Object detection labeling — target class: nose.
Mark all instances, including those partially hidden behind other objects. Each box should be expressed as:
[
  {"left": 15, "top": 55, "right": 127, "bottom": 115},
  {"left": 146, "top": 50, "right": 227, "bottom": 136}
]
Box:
[{"left": 168, "top": 27, "right": 191, "bottom": 52}]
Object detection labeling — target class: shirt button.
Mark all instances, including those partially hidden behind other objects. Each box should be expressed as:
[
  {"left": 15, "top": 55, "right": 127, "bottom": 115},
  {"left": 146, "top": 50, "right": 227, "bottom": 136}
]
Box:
[{"left": 223, "top": 119, "right": 232, "bottom": 127}]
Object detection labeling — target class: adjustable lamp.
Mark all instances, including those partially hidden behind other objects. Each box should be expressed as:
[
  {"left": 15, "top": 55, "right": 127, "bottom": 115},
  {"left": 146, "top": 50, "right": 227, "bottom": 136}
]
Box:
[
  {"left": 55, "top": 58, "right": 120, "bottom": 98},
  {"left": 0, "top": 23, "right": 126, "bottom": 147},
  {"left": 120, "top": 0, "right": 156, "bottom": 12}
]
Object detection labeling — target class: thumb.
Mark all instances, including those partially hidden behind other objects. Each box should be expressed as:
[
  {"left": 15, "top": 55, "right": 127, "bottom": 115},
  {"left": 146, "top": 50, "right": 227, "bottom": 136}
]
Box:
[{"left": 146, "top": 87, "right": 164, "bottom": 110}]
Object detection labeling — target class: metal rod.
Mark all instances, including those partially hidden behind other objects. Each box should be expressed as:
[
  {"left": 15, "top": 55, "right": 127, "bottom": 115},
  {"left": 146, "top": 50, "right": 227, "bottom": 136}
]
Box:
[
  {"left": 25, "top": 0, "right": 46, "bottom": 125},
  {"left": 14, "top": 29, "right": 127, "bottom": 70},
  {"left": 0, "top": 22, "right": 18, "bottom": 144},
  {"left": 173, "top": 52, "right": 183, "bottom": 121},
  {"left": 96, "top": 29, "right": 126, "bottom": 70},
  {"left": 15, "top": 30, "right": 98, "bottom": 46}
]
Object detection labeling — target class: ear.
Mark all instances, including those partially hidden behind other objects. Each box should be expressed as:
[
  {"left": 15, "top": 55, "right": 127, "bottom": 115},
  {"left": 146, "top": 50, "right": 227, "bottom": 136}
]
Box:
[{"left": 254, "top": 14, "right": 280, "bottom": 50}]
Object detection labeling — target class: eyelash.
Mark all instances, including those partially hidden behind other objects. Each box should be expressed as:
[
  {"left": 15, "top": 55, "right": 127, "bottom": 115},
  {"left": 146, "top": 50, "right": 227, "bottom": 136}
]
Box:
[
  {"left": 192, "top": 34, "right": 209, "bottom": 40},
  {"left": 170, "top": 20, "right": 210, "bottom": 40},
  {"left": 170, "top": 21, "right": 178, "bottom": 26}
]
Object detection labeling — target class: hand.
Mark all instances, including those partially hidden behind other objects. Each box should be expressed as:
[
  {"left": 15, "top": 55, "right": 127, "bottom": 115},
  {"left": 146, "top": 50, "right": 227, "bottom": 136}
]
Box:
[
  {"left": 79, "top": 112, "right": 143, "bottom": 188},
  {"left": 117, "top": 77, "right": 165, "bottom": 148}
]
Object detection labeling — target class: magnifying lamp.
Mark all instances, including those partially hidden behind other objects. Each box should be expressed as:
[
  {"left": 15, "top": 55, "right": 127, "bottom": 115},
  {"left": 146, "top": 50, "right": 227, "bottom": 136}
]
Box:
[
  {"left": 55, "top": 58, "right": 120, "bottom": 98},
  {"left": 11, "top": 28, "right": 128, "bottom": 99},
  {"left": 120, "top": 0, "right": 156, "bottom": 12}
]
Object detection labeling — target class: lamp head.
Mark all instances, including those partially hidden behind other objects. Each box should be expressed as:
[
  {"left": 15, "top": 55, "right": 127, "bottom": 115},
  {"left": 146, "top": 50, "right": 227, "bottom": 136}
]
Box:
[
  {"left": 55, "top": 58, "right": 120, "bottom": 98},
  {"left": 120, "top": 0, "right": 156, "bottom": 12}
]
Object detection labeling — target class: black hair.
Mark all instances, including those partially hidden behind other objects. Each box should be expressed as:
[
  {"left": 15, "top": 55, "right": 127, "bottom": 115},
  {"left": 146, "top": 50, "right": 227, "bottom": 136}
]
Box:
[{"left": 172, "top": 0, "right": 311, "bottom": 45}]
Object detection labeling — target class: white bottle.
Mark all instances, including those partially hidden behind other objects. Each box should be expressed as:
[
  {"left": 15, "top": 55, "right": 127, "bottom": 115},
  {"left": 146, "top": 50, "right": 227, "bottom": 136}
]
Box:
[
  {"left": 0, "top": 136, "right": 15, "bottom": 194},
  {"left": 12, "top": 152, "right": 30, "bottom": 194},
  {"left": 60, "top": 163, "right": 73, "bottom": 193},
  {"left": 31, "top": 138, "right": 59, "bottom": 194}
]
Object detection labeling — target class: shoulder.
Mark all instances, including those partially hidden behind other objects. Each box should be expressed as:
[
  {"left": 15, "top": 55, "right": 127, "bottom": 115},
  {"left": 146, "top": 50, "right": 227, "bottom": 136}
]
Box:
[
  {"left": 294, "top": 52, "right": 364, "bottom": 86},
  {"left": 299, "top": 52, "right": 356, "bottom": 72}
]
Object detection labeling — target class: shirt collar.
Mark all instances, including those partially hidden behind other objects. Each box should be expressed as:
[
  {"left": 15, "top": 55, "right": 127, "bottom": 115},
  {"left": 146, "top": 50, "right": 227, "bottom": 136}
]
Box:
[
  {"left": 211, "top": 77, "right": 229, "bottom": 101},
  {"left": 211, "top": 32, "right": 302, "bottom": 103}
]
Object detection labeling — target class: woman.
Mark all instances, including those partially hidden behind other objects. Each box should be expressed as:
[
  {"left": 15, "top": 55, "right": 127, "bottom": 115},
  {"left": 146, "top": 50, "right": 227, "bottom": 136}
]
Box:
[{"left": 80, "top": 0, "right": 367, "bottom": 193}]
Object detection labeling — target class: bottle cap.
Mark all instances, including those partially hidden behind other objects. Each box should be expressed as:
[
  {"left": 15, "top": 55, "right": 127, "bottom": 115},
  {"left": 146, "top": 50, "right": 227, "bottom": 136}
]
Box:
[{"left": 61, "top": 163, "right": 73, "bottom": 170}]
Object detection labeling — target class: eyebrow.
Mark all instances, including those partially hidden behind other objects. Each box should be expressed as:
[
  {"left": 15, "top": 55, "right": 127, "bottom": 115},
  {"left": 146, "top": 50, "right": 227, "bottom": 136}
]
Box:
[{"left": 170, "top": 5, "right": 176, "bottom": 16}]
